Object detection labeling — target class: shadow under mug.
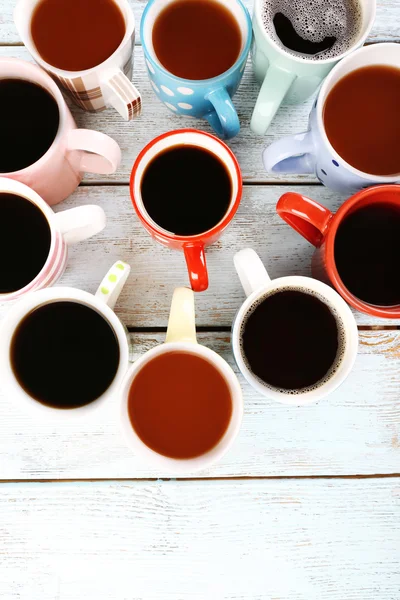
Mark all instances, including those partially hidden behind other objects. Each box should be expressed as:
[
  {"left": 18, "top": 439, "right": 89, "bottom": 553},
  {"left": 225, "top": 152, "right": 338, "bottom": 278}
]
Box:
[
  {"left": 277, "top": 185, "right": 400, "bottom": 318},
  {"left": 15, "top": 0, "right": 142, "bottom": 121},
  {"left": 0, "top": 58, "right": 121, "bottom": 205},
  {"left": 130, "top": 129, "right": 242, "bottom": 292},
  {"left": 141, "top": 0, "right": 252, "bottom": 139},
  {"left": 0, "top": 262, "right": 131, "bottom": 419},
  {"left": 120, "top": 287, "right": 243, "bottom": 474},
  {"left": 232, "top": 248, "right": 358, "bottom": 404},
  {"left": 0, "top": 178, "right": 106, "bottom": 302}
]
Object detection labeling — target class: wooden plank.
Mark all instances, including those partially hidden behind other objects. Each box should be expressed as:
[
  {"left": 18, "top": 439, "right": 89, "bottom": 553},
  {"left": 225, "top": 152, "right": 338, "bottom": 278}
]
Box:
[
  {"left": 0, "top": 479, "right": 399, "bottom": 599},
  {"left": 1, "top": 0, "right": 399, "bottom": 45},
  {"left": 0, "top": 184, "right": 395, "bottom": 327},
  {"left": 0, "top": 330, "right": 399, "bottom": 479}
]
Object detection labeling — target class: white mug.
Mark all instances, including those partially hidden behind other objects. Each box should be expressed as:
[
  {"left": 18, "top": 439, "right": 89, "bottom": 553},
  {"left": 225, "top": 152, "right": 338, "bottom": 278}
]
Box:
[
  {"left": 232, "top": 249, "right": 358, "bottom": 405},
  {"left": 120, "top": 287, "right": 243, "bottom": 473},
  {"left": 0, "top": 261, "right": 131, "bottom": 419},
  {"left": 15, "top": 0, "right": 142, "bottom": 121},
  {"left": 250, "top": 0, "right": 375, "bottom": 135},
  {"left": 263, "top": 43, "right": 400, "bottom": 193},
  {"left": 0, "top": 177, "right": 106, "bottom": 302}
]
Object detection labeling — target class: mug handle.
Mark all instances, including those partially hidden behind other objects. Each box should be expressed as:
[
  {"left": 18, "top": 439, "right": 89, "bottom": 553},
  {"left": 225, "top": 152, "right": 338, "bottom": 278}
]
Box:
[
  {"left": 205, "top": 88, "right": 240, "bottom": 140},
  {"left": 166, "top": 287, "right": 197, "bottom": 344},
  {"left": 250, "top": 64, "right": 296, "bottom": 136},
  {"left": 234, "top": 248, "right": 271, "bottom": 297},
  {"left": 54, "top": 205, "right": 106, "bottom": 244},
  {"left": 184, "top": 244, "right": 209, "bottom": 293},
  {"left": 276, "top": 192, "right": 333, "bottom": 247},
  {"left": 95, "top": 261, "right": 131, "bottom": 309},
  {"left": 102, "top": 69, "right": 142, "bottom": 122},
  {"left": 263, "top": 131, "right": 316, "bottom": 174},
  {"left": 68, "top": 129, "right": 121, "bottom": 174}
]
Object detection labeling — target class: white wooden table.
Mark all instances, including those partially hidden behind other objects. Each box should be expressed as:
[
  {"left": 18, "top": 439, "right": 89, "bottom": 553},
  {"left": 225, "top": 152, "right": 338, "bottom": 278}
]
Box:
[{"left": 0, "top": 2, "right": 399, "bottom": 598}]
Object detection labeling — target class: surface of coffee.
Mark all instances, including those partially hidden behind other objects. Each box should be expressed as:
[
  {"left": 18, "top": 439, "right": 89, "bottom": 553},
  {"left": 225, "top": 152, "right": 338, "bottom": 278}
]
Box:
[
  {"left": 0, "top": 193, "right": 51, "bottom": 293},
  {"left": 262, "top": 0, "right": 362, "bottom": 60},
  {"left": 152, "top": 0, "right": 242, "bottom": 79},
  {"left": 11, "top": 301, "right": 120, "bottom": 408},
  {"left": 141, "top": 145, "right": 232, "bottom": 236},
  {"left": 31, "top": 0, "right": 125, "bottom": 71},
  {"left": 128, "top": 351, "right": 232, "bottom": 459},
  {"left": 0, "top": 79, "right": 59, "bottom": 173},
  {"left": 335, "top": 202, "right": 400, "bottom": 306},
  {"left": 324, "top": 65, "right": 400, "bottom": 176},
  {"left": 241, "top": 289, "right": 342, "bottom": 391}
]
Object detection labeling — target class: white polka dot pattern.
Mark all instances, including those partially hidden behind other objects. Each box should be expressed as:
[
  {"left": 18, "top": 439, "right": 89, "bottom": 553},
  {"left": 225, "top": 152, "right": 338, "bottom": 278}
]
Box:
[
  {"left": 178, "top": 103, "right": 193, "bottom": 109},
  {"left": 161, "top": 85, "right": 175, "bottom": 96},
  {"left": 151, "top": 81, "right": 160, "bottom": 93},
  {"left": 146, "top": 59, "right": 155, "bottom": 74},
  {"left": 165, "top": 102, "right": 178, "bottom": 112},
  {"left": 177, "top": 87, "right": 194, "bottom": 95}
]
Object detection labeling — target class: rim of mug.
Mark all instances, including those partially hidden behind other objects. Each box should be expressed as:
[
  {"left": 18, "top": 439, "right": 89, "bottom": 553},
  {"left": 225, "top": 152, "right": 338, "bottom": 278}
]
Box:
[
  {"left": 316, "top": 43, "right": 400, "bottom": 182},
  {"left": 0, "top": 58, "right": 71, "bottom": 177},
  {"left": 130, "top": 129, "right": 243, "bottom": 243},
  {"left": 120, "top": 341, "right": 243, "bottom": 474},
  {"left": 253, "top": 0, "right": 376, "bottom": 66},
  {"left": 140, "top": 0, "right": 252, "bottom": 85},
  {"left": 14, "top": 0, "right": 135, "bottom": 78},
  {"left": 324, "top": 184, "right": 400, "bottom": 318},
  {"left": 0, "top": 286, "right": 130, "bottom": 419},
  {"left": 232, "top": 275, "right": 359, "bottom": 405},
  {"left": 0, "top": 178, "right": 63, "bottom": 301}
]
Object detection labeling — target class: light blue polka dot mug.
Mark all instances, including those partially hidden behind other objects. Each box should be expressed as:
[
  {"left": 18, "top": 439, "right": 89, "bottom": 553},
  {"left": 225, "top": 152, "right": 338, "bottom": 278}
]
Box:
[
  {"left": 263, "top": 44, "right": 400, "bottom": 195},
  {"left": 141, "top": 0, "right": 252, "bottom": 140}
]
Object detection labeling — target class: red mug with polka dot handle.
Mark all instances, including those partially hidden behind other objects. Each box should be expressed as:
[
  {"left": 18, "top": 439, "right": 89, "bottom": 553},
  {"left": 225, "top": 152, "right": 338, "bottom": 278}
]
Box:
[
  {"left": 277, "top": 185, "right": 400, "bottom": 318},
  {"left": 130, "top": 129, "right": 242, "bottom": 292}
]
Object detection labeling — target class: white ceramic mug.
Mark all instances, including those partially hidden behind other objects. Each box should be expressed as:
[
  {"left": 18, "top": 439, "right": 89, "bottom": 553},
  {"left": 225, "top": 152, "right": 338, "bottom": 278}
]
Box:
[
  {"left": 263, "top": 43, "right": 400, "bottom": 194},
  {"left": 0, "top": 261, "right": 131, "bottom": 419},
  {"left": 232, "top": 249, "right": 358, "bottom": 405},
  {"left": 120, "top": 287, "right": 243, "bottom": 473},
  {"left": 0, "top": 178, "right": 106, "bottom": 302},
  {"left": 15, "top": 0, "right": 142, "bottom": 121},
  {"left": 250, "top": 0, "right": 375, "bottom": 135},
  {"left": 0, "top": 58, "right": 121, "bottom": 206}
]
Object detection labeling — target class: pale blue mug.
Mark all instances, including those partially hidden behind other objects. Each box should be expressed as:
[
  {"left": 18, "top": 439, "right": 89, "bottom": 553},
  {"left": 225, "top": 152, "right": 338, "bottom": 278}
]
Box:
[{"left": 141, "top": 0, "right": 252, "bottom": 139}]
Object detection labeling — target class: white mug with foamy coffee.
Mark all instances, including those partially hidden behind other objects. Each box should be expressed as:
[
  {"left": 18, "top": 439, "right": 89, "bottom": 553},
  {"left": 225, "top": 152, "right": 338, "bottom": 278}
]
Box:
[{"left": 250, "top": 0, "right": 375, "bottom": 135}]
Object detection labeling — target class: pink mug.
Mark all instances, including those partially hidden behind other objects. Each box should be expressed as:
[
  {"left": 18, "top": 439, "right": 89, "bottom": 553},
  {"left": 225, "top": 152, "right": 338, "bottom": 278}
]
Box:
[{"left": 0, "top": 58, "right": 121, "bottom": 206}]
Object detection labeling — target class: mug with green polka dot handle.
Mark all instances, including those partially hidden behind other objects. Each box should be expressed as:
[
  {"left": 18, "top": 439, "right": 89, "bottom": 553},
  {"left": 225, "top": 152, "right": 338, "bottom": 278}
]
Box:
[{"left": 0, "top": 261, "right": 131, "bottom": 418}]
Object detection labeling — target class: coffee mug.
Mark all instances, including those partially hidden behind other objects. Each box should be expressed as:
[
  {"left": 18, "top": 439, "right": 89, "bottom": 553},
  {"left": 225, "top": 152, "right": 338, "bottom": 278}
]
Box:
[
  {"left": 0, "top": 178, "right": 106, "bottom": 302},
  {"left": 130, "top": 129, "right": 242, "bottom": 292},
  {"left": 232, "top": 249, "right": 358, "bottom": 404},
  {"left": 0, "top": 261, "right": 131, "bottom": 418},
  {"left": 0, "top": 58, "right": 121, "bottom": 205},
  {"left": 263, "top": 43, "right": 400, "bottom": 193},
  {"left": 250, "top": 0, "right": 375, "bottom": 135},
  {"left": 15, "top": 0, "right": 141, "bottom": 121},
  {"left": 140, "top": 0, "right": 251, "bottom": 139},
  {"left": 120, "top": 287, "right": 243, "bottom": 473},
  {"left": 277, "top": 185, "right": 400, "bottom": 318}
]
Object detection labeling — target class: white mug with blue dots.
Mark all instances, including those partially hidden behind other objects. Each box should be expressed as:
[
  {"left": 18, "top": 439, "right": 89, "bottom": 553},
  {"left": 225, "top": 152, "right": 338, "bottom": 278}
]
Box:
[
  {"left": 141, "top": 0, "right": 252, "bottom": 140},
  {"left": 263, "top": 43, "right": 400, "bottom": 195}
]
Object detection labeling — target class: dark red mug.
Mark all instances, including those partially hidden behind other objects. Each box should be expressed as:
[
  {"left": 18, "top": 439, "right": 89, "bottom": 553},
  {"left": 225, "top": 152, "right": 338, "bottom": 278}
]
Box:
[
  {"left": 277, "top": 185, "right": 400, "bottom": 318},
  {"left": 130, "top": 129, "right": 242, "bottom": 292}
]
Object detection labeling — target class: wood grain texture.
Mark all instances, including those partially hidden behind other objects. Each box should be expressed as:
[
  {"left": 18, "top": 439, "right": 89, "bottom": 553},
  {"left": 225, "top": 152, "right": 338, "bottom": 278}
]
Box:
[
  {"left": 0, "top": 184, "right": 395, "bottom": 327},
  {"left": 0, "top": 479, "right": 399, "bottom": 599},
  {"left": 0, "top": 330, "right": 398, "bottom": 479}
]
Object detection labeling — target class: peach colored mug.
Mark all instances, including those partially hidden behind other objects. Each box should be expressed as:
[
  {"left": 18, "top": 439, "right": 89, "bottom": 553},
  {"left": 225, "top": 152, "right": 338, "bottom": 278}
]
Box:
[{"left": 0, "top": 58, "right": 121, "bottom": 206}]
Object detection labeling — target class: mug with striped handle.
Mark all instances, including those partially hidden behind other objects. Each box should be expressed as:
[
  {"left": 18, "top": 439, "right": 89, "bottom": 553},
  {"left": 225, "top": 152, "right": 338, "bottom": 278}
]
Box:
[{"left": 15, "top": 0, "right": 142, "bottom": 121}]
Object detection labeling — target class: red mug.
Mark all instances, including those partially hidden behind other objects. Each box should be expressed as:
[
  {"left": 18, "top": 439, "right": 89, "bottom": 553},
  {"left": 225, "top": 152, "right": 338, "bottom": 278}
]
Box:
[
  {"left": 277, "top": 185, "right": 400, "bottom": 318},
  {"left": 130, "top": 129, "right": 242, "bottom": 292}
]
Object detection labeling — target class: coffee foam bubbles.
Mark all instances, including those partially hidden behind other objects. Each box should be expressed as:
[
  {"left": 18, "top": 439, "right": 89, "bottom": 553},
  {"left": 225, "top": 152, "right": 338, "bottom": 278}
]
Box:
[
  {"left": 239, "top": 286, "right": 347, "bottom": 395},
  {"left": 262, "top": 0, "right": 362, "bottom": 60}
]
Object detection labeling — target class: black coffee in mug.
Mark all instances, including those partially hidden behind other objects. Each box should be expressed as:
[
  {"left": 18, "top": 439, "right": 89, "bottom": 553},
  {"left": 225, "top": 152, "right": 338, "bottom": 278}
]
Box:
[
  {"left": 0, "top": 193, "right": 51, "bottom": 293},
  {"left": 0, "top": 78, "right": 60, "bottom": 172},
  {"left": 11, "top": 301, "right": 120, "bottom": 409},
  {"left": 241, "top": 289, "right": 344, "bottom": 391},
  {"left": 261, "top": 0, "right": 362, "bottom": 59},
  {"left": 141, "top": 145, "right": 232, "bottom": 236}
]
